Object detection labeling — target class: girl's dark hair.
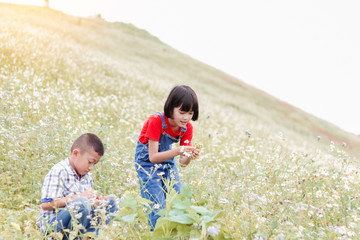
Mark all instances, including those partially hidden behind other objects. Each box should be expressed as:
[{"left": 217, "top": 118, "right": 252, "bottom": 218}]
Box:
[
  {"left": 164, "top": 85, "right": 199, "bottom": 121},
  {"left": 71, "top": 133, "right": 104, "bottom": 156}
]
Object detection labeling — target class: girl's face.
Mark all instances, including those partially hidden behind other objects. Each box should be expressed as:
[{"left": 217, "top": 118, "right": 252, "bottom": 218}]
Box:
[{"left": 171, "top": 106, "right": 194, "bottom": 128}]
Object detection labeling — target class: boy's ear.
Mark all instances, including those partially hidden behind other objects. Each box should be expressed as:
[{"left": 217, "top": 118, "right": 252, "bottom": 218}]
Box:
[{"left": 72, "top": 148, "right": 80, "bottom": 157}]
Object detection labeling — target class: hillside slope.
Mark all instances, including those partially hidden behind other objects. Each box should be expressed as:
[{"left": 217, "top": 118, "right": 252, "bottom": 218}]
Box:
[
  {"left": 1, "top": 3, "right": 360, "bottom": 239},
  {"left": 1, "top": 3, "right": 358, "bottom": 152}
]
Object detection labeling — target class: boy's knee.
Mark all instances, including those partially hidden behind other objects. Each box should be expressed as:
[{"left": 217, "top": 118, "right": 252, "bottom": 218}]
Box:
[{"left": 106, "top": 194, "right": 117, "bottom": 201}]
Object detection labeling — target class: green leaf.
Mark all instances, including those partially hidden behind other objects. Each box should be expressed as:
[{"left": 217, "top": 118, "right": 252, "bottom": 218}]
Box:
[
  {"left": 153, "top": 220, "right": 179, "bottom": 235},
  {"left": 177, "top": 224, "right": 193, "bottom": 237},
  {"left": 169, "top": 208, "right": 185, "bottom": 216},
  {"left": 121, "top": 213, "right": 137, "bottom": 224},
  {"left": 200, "top": 215, "right": 214, "bottom": 223},
  {"left": 157, "top": 208, "right": 167, "bottom": 217},
  {"left": 188, "top": 208, "right": 201, "bottom": 224},
  {"left": 190, "top": 205, "right": 210, "bottom": 215},
  {"left": 199, "top": 210, "right": 221, "bottom": 223},
  {"left": 209, "top": 210, "right": 222, "bottom": 219},
  {"left": 181, "top": 183, "right": 192, "bottom": 199},
  {"left": 120, "top": 195, "right": 138, "bottom": 212},
  {"left": 164, "top": 213, "right": 195, "bottom": 224},
  {"left": 172, "top": 198, "right": 190, "bottom": 210}
]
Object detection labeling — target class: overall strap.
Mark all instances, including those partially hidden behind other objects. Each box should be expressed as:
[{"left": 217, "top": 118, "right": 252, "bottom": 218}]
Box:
[
  {"left": 181, "top": 126, "right": 187, "bottom": 133},
  {"left": 156, "top": 112, "right": 167, "bottom": 130}
]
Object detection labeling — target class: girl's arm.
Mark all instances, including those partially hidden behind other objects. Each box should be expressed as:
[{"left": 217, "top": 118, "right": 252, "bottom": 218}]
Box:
[{"left": 148, "top": 139, "right": 194, "bottom": 164}]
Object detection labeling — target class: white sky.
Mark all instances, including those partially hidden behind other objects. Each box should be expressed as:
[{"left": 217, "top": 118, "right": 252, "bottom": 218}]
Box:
[{"left": 3, "top": 0, "right": 360, "bottom": 135}]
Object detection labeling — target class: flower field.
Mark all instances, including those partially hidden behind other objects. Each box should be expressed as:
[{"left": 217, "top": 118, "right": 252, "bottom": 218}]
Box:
[{"left": 1, "top": 3, "right": 360, "bottom": 239}]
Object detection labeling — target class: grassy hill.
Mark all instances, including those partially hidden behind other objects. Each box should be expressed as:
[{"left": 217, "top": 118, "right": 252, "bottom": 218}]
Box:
[{"left": 1, "top": 3, "right": 360, "bottom": 239}]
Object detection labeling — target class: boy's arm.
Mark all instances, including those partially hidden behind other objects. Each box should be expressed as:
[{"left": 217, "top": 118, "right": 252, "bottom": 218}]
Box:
[
  {"left": 41, "top": 189, "right": 97, "bottom": 210},
  {"left": 41, "top": 194, "right": 80, "bottom": 210}
]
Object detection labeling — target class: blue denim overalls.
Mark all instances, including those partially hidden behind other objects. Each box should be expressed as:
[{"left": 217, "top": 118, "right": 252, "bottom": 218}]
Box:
[{"left": 134, "top": 112, "right": 187, "bottom": 230}]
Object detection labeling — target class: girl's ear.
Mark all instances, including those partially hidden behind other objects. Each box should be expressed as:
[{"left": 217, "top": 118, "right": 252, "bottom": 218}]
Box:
[{"left": 170, "top": 109, "right": 173, "bottom": 118}]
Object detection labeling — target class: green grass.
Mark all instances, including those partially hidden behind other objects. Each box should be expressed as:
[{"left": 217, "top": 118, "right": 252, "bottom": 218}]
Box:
[{"left": 1, "top": 2, "right": 360, "bottom": 239}]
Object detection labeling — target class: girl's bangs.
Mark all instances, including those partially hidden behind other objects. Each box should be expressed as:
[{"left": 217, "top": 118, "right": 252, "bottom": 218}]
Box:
[{"left": 179, "top": 94, "right": 196, "bottom": 112}]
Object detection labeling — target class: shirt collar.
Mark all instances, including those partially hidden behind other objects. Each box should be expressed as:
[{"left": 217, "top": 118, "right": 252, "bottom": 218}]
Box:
[{"left": 65, "top": 157, "right": 82, "bottom": 179}]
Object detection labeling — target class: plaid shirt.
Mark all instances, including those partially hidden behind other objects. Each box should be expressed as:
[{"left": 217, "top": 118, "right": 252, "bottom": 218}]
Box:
[{"left": 36, "top": 158, "right": 93, "bottom": 232}]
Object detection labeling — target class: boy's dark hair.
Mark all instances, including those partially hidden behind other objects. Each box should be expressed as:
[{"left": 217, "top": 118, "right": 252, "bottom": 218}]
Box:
[
  {"left": 71, "top": 133, "right": 104, "bottom": 156},
  {"left": 164, "top": 85, "right": 199, "bottom": 121}
]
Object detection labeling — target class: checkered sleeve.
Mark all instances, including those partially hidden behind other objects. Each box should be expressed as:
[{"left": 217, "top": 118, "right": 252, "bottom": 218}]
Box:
[{"left": 41, "top": 166, "right": 65, "bottom": 201}]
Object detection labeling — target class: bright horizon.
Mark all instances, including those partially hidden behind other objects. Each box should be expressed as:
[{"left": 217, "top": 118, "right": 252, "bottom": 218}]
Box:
[{"left": 2, "top": 0, "right": 360, "bottom": 135}]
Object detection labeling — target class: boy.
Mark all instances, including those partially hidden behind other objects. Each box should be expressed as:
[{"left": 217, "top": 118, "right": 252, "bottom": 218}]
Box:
[{"left": 36, "top": 133, "right": 117, "bottom": 239}]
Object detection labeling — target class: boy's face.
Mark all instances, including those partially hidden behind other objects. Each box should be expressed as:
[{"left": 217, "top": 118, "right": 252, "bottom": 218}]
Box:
[{"left": 72, "top": 147, "right": 101, "bottom": 176}]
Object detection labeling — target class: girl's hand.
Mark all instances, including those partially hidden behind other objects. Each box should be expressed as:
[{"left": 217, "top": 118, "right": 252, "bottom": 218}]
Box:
[
  {"left": 191, "top": 148, "right": 200, "bottom": 160},
  {"left": 179, "top": 146, "right": 200, "bottom": 166},
  {"left": 179, "top": 146, "right": 195, "bottom": 157}
]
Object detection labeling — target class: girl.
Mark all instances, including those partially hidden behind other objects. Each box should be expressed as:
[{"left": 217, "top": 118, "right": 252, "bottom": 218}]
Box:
[{"left": 134, "top": 85, "right": 200, "bottom": 230}]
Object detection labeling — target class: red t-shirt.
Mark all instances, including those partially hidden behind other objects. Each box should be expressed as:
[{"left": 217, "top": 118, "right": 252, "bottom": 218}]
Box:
[{"left": 138, "top": 113, "right": 193, "bottom": 146}]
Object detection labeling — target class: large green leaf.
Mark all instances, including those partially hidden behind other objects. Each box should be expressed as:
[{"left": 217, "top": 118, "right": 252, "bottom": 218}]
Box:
[
  {"left": 200, "top": 211, "right": 222, "bottom": 223},
  {"left": 188, "top": 208, "right": 201, "bottom": 224},
  {"left": 164, "top": 213, "right": 195, "bottom": 224},
  {"left": 190, "top": 205, "right": 210, "bottom": 215},
  {"left": 172, "top": 198, "right": 190, "bottom": 210},
  {"left": 169, "top": 208, "right": 185, "bottom": 216},
  {"left": 121, "top": 213, "right": 137, "bottom": 224},
  {"left": 200, "top": 215, "right": 214, "bottom": 223},
  {"left": 120, "top": 195, "right": 138, "bottom": 212}
]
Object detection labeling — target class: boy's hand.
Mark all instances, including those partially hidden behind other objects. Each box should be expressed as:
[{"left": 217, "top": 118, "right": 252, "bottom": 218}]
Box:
[
  {"left": 80, "top": 189, "right": 98, "bottom": 199},
  {"left": 96, "top": 195, "right": 109, "bottom": 201}
]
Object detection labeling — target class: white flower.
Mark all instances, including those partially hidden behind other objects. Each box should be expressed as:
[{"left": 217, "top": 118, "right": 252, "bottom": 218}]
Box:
[
  {"left": 336, "top": 226, "right": 347, "bottom": 235},
  {"left": 219, "top": 198, "right": 229, "bottom": 204},
  {"left": 75, "top": 212, "right": 83, "bottom": 219},
  {"left": 349, "top": 222, "right": 356, "bottom": 229},
  {"left": 276, "top": 233, "right": 285, "bottom": 240},
  {"left": 207, "top": 224, "right": 221, "bottom": 237},
  {"left": 184, "top": 152, "right": 191, "bottom": 158},
  {"left": 308, "top": 211, "right": 313, "bottom": 217},
  {"left": 316, "top": 190, "right": 322, "bottom": 198},
  {"left": 347, "top": 230, "right": 355, "bottom": 236}
]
